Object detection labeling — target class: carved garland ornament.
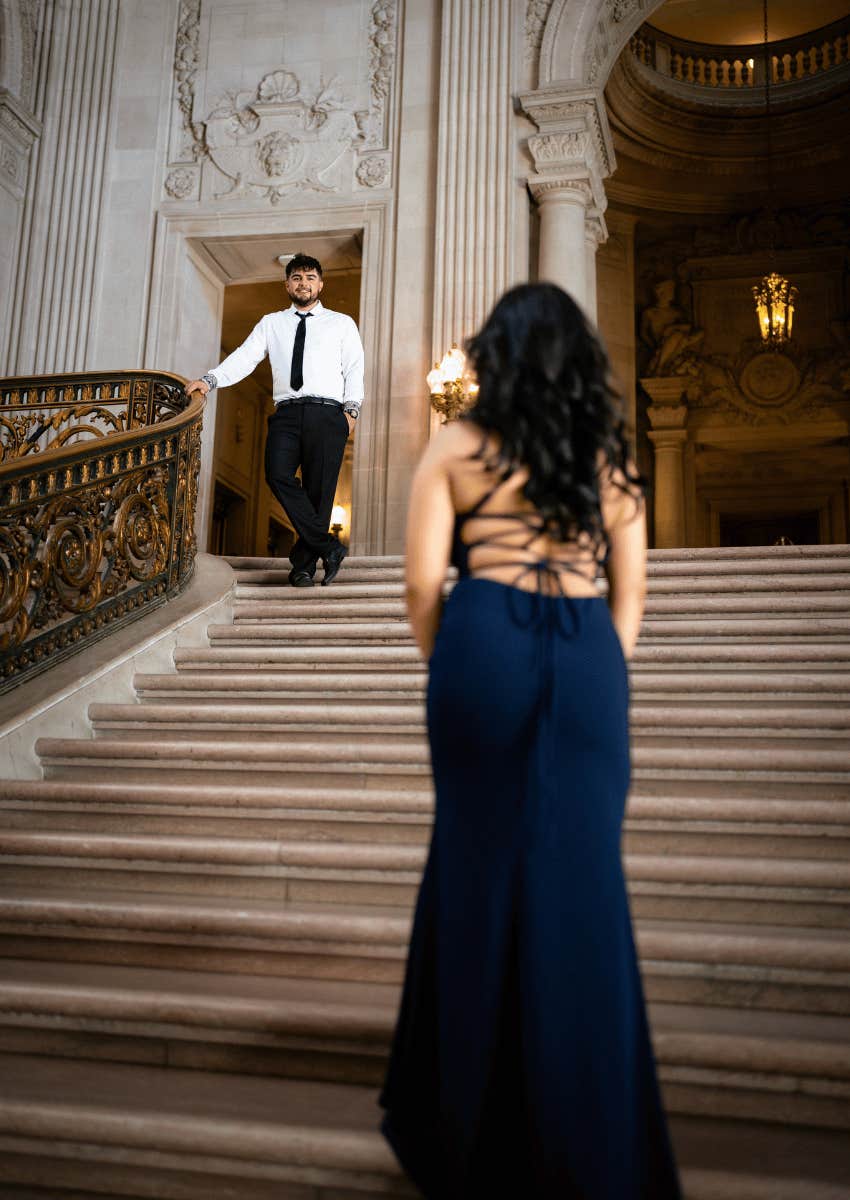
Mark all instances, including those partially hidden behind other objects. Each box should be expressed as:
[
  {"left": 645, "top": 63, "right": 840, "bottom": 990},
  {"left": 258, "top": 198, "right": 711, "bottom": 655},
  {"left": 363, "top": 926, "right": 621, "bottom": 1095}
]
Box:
[
  {"left": 367, "top": 0, "right": 397, "bottom": 147},
  {"left": 172, "top": 0, "right": 206, "bottom": 162}
]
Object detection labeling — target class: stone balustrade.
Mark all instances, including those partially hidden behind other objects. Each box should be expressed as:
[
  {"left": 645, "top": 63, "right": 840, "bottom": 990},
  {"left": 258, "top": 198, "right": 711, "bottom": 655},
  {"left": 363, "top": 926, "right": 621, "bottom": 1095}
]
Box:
[{"left": 629, "top": 16, "right": 850, "bottom": 94}]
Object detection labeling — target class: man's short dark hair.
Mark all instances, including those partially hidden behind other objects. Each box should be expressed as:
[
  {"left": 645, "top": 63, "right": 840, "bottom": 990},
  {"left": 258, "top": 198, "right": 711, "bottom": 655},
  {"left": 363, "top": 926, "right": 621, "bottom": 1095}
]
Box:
[{"left": 285, "top": 253, "right": 323, "bottom": 278}]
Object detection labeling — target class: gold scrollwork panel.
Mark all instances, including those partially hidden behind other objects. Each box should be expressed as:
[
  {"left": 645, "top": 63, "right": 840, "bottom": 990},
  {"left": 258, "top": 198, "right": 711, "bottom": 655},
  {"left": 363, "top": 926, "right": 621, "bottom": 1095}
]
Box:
[{"left": 0, "top": 374, "right": 202, "bottom": 694}]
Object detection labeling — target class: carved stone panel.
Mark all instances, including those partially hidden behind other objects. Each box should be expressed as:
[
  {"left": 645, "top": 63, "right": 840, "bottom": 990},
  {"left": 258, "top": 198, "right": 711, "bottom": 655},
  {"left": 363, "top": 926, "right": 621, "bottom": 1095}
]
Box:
[{"left": 164, "top": 0, "right": 398, "bottom": 205}]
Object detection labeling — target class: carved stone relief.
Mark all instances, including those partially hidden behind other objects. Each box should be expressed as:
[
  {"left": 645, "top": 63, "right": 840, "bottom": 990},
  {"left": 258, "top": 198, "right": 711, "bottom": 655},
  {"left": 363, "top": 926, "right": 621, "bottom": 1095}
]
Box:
[
  {"left": 356, "top": 154, "right": 390, "bottom": 189},
  {"left": 525, "top": 0, "right": 555, "bottom": 62},
  {"left": 0, "top": 91, "right": 39, "bottom": 200},
  {"left": 164, "top": 0, "right": 397, "bottom": 203},
  {"left": 204, "top": 72, "right": 361, "bottom": 203},
  {"left": 587, "top": 0, "right": 651, "bottom": 84},
  {"left": 637, "top": 210, "right": 850, "bottom": 432},
  {"left": 164, "top": 165, "right": 198, "bottom": 200},
  {"left": 366, "top": 0, "right": 397, "bottom": 150}
]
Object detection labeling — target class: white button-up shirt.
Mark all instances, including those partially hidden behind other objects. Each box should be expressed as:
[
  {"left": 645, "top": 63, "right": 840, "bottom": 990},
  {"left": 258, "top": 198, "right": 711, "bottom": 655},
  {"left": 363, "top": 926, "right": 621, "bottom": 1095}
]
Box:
[{"left": 208, "top": 301, "right": 365, "bottom": 409}]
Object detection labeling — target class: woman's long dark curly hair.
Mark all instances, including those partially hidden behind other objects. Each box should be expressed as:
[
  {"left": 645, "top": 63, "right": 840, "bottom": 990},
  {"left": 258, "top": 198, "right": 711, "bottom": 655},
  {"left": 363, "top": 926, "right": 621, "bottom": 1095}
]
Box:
[{"left": 464, "top": 282, "right": 644, "bottom": 551}]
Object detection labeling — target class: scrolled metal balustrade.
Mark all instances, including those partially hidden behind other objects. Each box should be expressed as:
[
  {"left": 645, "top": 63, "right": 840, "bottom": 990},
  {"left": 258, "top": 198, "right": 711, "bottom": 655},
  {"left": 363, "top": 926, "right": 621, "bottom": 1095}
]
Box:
[{"left": 0, "top": 371, "right": 205, "bottom": 694}]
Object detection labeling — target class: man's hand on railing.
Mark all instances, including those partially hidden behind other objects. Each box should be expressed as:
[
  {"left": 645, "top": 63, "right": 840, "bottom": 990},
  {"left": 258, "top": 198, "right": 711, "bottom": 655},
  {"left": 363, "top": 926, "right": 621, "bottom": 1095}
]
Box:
[{"left": 185, "top": 379, "right": 211, "bottom": 397}]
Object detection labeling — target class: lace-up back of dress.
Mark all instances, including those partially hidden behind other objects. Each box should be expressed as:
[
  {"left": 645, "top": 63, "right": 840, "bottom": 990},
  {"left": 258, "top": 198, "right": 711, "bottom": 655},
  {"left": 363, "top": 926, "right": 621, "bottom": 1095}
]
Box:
[{"left": 451, "top": 457, "right": 604, "bottom": 598}]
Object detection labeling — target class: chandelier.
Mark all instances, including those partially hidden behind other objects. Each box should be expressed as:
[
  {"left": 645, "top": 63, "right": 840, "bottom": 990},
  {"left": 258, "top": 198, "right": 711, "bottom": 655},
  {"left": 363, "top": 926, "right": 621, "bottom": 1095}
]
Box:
[
  {"left": 752, "top": 0, "right": 797, "bottom": 346},
  {"left": 426, "top": 345, "right": 478, "bottom": 422},
  {"left": 752, "top": 271, "right": 796, "bottom": 345}
]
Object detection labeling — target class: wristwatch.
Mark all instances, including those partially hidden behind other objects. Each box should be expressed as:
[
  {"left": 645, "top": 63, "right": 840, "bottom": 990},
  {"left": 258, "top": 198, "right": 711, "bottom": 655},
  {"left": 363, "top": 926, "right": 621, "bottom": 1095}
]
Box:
[{"left": 343, "top": 404, "right": 360, "bottom": 420}]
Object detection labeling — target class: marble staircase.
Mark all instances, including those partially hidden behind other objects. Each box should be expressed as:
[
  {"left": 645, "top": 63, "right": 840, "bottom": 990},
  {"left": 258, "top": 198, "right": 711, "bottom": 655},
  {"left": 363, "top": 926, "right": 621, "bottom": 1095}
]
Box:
[{"left": 0, "top": 546, "right": 849, "bottom": 1199}]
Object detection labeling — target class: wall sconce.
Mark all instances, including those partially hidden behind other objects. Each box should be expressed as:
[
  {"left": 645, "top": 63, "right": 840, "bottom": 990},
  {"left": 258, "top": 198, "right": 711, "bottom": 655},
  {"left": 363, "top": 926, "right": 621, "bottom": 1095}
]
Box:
[
  {"left": 331, "top": 503, "right": 348, "bottom": 539},
  {"left": 427, "top": 345, "right": 478, "bottom": 422}
]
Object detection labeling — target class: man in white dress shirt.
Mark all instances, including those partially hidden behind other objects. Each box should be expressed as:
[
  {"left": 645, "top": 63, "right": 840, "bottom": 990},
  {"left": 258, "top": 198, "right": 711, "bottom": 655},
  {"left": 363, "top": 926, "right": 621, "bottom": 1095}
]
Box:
[{"left": 186, "top": 254, "right": 364, "bottom": 586}]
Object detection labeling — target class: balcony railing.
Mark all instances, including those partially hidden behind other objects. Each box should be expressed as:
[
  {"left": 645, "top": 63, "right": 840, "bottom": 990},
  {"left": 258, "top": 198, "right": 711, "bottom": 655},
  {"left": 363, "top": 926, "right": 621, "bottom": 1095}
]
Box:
[
  {"left": 629, "top": 16, "right": 850, "bottom": 94},
  {"left": 0, "top": 371, "right": 204, "bottom": 694}
]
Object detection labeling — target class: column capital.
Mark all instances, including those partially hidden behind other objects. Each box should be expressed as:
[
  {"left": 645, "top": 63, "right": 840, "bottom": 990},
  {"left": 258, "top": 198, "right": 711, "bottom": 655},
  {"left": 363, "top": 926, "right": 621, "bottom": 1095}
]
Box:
[
  {"left": 641, "top": 376, "right": 689, "bottom": 410},
  {"left": 528, "top": 177, "right": 593, "bottom": 207},
  {"left": 647, "top": 425, "right": 688, "bottom": 449},
  {"left": 519, "top": 86, "right": 615, "bottom": 213}
]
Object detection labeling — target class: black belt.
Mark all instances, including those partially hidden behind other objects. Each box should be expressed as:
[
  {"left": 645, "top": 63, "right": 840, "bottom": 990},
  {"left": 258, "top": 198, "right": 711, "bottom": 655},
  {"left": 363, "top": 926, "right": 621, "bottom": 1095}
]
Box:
[{"left": 275, "top": 396, "right": 341, "bottom": 409}]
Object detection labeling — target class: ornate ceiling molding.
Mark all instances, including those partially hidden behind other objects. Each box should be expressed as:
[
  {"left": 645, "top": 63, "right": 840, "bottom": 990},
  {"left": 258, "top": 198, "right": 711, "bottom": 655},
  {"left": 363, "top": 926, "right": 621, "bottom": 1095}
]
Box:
[{"left": 605, "top": 50, "right": 850, "bottom": 204}]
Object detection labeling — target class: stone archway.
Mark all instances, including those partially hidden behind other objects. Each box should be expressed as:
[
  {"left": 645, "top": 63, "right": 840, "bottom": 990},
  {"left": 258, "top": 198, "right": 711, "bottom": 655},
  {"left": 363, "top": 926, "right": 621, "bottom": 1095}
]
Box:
[{"left": 520, "top": 0, "right": 668, "bottom": 318}]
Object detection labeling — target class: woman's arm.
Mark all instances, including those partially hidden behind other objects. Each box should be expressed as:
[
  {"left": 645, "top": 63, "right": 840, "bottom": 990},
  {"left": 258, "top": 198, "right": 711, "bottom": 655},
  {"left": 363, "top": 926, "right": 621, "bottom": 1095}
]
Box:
[
  {"left": 603, "top": 478, "right": 647, "bottom": 661},
  {"left": 405, "top": 433, "right": 456, "bottom": 660}
]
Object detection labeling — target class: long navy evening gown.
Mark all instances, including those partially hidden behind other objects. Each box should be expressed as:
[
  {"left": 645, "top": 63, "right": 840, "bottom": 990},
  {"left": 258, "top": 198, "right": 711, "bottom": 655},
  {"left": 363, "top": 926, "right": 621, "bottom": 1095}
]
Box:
[{"left": 380, "top": 479, "right": 681, "bottom": 1199}]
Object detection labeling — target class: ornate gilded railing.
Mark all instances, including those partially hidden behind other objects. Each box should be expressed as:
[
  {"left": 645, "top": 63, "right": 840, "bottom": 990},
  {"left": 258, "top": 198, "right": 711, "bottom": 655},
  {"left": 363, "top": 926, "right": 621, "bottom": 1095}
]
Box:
[
  {"left": 0, "top": 371, "right": 204, "bottom": 694},
  {"left": 629, "top": 16, "right": 850, "bottom": 93}
]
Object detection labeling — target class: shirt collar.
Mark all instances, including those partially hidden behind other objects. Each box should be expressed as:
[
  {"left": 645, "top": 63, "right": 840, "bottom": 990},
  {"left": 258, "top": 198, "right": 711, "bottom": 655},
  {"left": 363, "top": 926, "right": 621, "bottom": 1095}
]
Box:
[{"left": 288, "top": 300, "right": 324, "bottom": 317}]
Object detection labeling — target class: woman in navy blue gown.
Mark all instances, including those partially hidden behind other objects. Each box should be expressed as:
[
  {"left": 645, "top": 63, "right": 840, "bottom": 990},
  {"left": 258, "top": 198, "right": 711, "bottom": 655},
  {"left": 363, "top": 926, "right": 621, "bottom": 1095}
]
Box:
[{"left": 380, "top": 284, "right": 681, "bottom": 1199}]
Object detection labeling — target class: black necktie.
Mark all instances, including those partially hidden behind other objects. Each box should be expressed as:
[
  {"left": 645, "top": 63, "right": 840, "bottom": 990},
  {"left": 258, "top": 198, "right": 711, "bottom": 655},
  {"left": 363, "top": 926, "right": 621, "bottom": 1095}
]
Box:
[{"left": 290, "top": 313, "right": 310, "bottom": 391}]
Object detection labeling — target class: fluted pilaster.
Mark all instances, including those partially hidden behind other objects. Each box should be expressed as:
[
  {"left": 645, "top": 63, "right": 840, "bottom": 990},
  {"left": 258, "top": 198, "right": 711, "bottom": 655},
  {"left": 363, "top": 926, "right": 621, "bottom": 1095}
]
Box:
[
  {"left": 431, "top": 0, "right": 514, "bottom": 361},
  {"left": 6, "top": 0, "right": 119, "bottom": 374}
]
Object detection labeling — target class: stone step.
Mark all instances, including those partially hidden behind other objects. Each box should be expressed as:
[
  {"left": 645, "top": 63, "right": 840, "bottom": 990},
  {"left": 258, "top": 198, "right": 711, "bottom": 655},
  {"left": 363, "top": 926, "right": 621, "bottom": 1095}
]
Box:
[
  {"left": 0, "top": 885, "right": 410, "bottom": 983},
  {"left": 35, "top": 735, "right": 850, "bottom": 790},
  {"left": 2, "top": 832, "right": 848, "bottom": 926},
  {"left": 0, "top": 887, "right": 847, "bottom": 1013},
  {"left": 85, "top": 700, "right": 850, "bottom": 741},
  {"left": 232, "top": 593, "right": 850, "bottom": 622},
  {"left": 173, "top": 641, "right": 850, "bottom": 670},
  {"left": 229, "top": 547, "right": 850, "bottom": 566},
  {"left": 2, "top": 791, "right": 847, "bottom": 859},
  {"left": 1, "top": 1051, "right": 849, "bottom": 1199},
  {"left": 0, "top": 960, "right": 847, "bottom": 1130},
  {"left": 134, "top": 668, "right": 850, "bottom": 706},
  {"left": 235, "top": 572, "right": 850, "bottom": 599},
  {"left": 3, "top": 776, "right": 847, "bottom": 815},
  {"left": 206, "top": 616, "right": 850, "bottom": 642}
]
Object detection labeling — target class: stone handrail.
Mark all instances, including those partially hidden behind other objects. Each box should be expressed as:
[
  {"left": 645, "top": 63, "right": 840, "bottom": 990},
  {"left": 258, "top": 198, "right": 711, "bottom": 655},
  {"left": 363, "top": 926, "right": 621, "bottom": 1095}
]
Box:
[
  {"left": 629, "top": 16, "right": 850, "bottom": 92},
  {"left": 0, "top": 371, "right": 204, "bottom": 694}
]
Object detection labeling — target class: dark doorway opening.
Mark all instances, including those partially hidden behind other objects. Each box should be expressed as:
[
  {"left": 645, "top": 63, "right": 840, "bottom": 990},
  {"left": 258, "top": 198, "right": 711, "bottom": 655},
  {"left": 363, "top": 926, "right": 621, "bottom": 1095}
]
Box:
[
  {"left": 211, "top": 481, "right": 248, "bottom": 557},
  {"left": 719, "top": 511, "right": 820, "bottom": 547}
]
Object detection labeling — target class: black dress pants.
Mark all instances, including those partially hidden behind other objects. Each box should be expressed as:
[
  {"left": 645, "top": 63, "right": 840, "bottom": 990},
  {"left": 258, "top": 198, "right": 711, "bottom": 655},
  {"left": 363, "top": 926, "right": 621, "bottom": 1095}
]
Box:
[{"left": 265, "top": 401, "right": 349, "bottom": 573}]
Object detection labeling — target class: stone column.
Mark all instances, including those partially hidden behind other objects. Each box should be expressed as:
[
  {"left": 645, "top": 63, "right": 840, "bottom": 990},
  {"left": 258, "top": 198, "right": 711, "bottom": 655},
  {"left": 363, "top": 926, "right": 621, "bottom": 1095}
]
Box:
[
  {"left": 643, "top": 377, "right": 689, "bottom": 549},
  {"left": 596, "top": 208, "right": 638, "bottom": 433},
  {"left": 534, "top": 182, "right": 590, "bottom": 301},
  {"left": 431, "top": 0, "right": 514, "bottom": 363},
  {"left": 5, "top": 0, "right": 120, "bottom": 374},
  {"left": 519, "top": 88, "right": 615, "bottom": 323}
]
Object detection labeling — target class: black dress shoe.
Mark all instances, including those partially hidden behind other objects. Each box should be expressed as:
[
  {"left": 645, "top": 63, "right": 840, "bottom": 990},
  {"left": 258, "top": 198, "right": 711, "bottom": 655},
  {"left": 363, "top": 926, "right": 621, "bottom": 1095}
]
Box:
[
  {"left": 321, "top": 543, "right": 348, "bottom": 586},
  {"left": 288, "top": 568, "right": 314, "bottom": 588}
]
